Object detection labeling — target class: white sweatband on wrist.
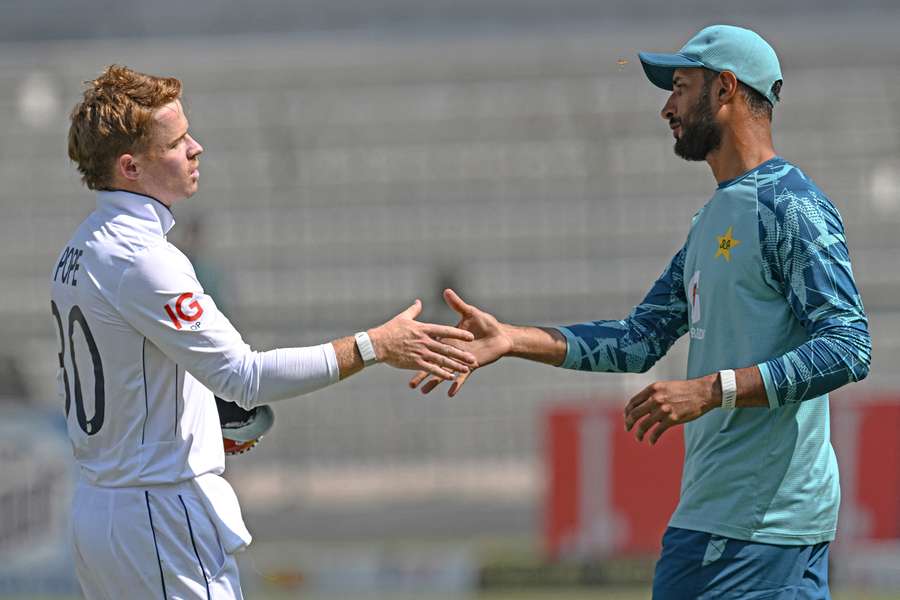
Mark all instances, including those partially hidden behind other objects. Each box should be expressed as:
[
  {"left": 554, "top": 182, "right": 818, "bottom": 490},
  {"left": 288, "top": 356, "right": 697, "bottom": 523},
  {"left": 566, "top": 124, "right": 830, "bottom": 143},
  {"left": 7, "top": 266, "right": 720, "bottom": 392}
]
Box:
[
  {"left": 719, "top": 369, "right": 737, "bottom": 410},
  {"left": 354, "top": 331, "right": 378, "bottom": 367}
]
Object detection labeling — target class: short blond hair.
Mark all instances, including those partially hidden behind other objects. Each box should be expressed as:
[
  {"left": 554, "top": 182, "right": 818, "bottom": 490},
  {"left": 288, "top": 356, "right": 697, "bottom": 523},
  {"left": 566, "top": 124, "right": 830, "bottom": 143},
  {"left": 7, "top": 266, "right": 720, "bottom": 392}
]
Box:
[{"left": 68, "top": 65, "right": 182, "bottom": 190}]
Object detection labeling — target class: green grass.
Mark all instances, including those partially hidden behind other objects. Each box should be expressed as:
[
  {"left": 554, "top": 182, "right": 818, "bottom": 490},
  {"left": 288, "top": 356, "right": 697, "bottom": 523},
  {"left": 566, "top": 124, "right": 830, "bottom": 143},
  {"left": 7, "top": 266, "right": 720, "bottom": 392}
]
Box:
[
  {"left": 11, "top": 537, "right": 897, "bottom": 600},
  {"left": 5, "top": 588, "right": 899, "bottom": 600},
  {"left": 218, "top": 587, "right": 899, "bottom": 600},
  {"left": 479, "top": 591, "right": 900, "bottom": 600}
]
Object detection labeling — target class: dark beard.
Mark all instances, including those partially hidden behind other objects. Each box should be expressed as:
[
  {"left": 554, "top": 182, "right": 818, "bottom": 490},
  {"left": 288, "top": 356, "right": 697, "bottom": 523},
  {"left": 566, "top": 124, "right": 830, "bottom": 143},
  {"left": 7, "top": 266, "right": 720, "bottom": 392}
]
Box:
[{"left": 673, "top": 83, "right": 722, "bottom": 161}]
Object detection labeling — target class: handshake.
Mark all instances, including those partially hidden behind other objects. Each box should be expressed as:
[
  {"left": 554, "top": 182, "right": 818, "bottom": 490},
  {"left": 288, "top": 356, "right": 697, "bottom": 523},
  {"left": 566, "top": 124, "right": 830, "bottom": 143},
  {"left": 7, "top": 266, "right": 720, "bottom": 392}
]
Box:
[
  {"left": 367, "top": 288, "right": 565, "bottom": 397},
  {"left": 224, "top": 287, "right": 737, "bottom": 455},
  {"left": 222, "top": 288, "right": 540, "bottom": 455}
]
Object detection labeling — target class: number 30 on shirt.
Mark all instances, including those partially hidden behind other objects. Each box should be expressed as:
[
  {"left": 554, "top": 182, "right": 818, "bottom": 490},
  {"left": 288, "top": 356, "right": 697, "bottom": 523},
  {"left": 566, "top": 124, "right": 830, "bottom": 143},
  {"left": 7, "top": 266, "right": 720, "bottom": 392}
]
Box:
[{"left": 51, "top": 300, "right": 105, "bottom": 435}]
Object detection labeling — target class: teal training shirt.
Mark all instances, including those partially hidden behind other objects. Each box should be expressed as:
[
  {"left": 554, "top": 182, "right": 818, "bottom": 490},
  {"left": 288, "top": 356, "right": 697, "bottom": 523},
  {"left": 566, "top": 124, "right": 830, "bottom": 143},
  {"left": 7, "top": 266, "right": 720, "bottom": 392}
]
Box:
[{"left": 556, "top": 157, "right": 871, "bottom": 544}]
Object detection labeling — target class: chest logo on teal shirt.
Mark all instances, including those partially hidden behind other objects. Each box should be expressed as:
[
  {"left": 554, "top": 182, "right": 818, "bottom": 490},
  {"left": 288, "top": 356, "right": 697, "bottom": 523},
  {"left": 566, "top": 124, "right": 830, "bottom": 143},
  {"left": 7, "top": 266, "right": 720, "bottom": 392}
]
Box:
[
  {"left": 715, "top": 226, "right": 741, "bottom": 261},
  {"left": 688, "top": 270, "right": 705, "bottom": 339},
  {"left": 688, "top": 270, "right": 701, "bottom": 324}
]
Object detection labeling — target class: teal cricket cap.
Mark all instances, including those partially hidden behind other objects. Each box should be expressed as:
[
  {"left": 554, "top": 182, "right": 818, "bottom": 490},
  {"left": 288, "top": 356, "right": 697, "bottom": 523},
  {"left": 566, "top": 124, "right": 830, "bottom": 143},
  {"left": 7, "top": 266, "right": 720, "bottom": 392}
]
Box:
[{"left": 638, "top": 25, "right": 783, "bottom": 105}]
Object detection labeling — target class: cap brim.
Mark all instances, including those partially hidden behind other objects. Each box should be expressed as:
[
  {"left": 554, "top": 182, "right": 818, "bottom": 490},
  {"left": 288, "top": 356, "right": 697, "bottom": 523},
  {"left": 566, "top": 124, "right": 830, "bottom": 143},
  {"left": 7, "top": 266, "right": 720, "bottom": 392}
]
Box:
[{"left": 638, "top": 52, "right": 704, "bottom": 91}]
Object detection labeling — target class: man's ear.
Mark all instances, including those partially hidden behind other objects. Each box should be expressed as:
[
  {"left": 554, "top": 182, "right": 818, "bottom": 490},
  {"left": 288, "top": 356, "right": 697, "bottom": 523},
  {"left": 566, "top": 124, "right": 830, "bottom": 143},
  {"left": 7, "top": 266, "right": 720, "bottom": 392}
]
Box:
[
  {"left": 117, "top": 153, "right": 140, "bottom": 182},
  {"left": 717, "top": 71, "right": 739, "bottom": 103}
]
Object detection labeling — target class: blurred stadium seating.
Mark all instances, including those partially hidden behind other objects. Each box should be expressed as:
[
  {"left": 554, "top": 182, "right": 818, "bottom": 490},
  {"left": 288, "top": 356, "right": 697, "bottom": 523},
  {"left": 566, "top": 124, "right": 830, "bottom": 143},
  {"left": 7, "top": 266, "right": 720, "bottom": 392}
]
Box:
[{"left": 1, "top": 2, "right": 899, "bottom": 595}]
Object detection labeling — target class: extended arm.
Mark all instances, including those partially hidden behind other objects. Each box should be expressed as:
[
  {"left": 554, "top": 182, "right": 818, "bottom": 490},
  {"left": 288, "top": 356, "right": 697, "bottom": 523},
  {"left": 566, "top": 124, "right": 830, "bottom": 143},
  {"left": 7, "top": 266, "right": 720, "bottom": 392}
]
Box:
[
  {"left": 408, "top": 290, "right": 567, "bottom": 396},
  {"left": 411, "top": 245, "right": 690, "bottom": 396},
  {"left": 118, "top": 246, "right": 476, "bottom": 410},
  {"left": 556, "top": 246, "right": 689, "bottom": 373}
]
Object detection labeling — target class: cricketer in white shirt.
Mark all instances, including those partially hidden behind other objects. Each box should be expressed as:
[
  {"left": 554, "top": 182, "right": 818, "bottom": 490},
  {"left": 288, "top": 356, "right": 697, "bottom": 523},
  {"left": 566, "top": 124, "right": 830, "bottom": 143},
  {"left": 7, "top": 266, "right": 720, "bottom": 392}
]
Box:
[
  {"left": 55, "top": 74, "right": 476, "bottom": 599},
  {"left": 52, "top": 188, "right": 338, "bottom": 597}
]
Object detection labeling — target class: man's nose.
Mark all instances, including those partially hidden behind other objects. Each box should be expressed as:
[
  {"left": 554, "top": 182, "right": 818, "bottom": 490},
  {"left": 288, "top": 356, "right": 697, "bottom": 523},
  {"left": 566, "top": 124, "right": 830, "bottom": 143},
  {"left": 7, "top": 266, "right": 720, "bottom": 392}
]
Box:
[
  {"left": 661, "top": 94, "right": 676, "bottom": 120},
  {"left": 187, "top": 135, "right": 203, "bottom": 157}
]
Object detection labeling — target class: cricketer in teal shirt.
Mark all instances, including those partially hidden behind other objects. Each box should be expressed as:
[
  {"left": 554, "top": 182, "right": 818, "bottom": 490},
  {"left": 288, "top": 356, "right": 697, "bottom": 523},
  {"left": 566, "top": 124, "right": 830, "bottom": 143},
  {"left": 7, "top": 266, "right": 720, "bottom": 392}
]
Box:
[
  {"left": 408, "top": 25, "right": 871, "bottom": 595},
  {"left": 557, "top": 155, "right": 870, "bottom": 544}
]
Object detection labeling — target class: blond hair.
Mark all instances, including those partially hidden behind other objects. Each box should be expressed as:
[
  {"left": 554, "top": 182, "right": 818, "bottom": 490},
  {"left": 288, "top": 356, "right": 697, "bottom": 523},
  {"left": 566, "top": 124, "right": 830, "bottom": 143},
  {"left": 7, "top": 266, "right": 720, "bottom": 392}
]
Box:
[{"left": 68, "top": 65, "right": 182, "bottom": 190}]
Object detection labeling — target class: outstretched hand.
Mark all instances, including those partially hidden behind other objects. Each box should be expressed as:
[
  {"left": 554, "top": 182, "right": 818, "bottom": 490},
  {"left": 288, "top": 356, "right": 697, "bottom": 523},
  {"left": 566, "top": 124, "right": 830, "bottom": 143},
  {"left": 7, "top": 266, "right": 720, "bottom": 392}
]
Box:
[
  {"left": 368, "top": 299, "right": 479, "bottom": 381},
  {"left": 408, "top": 289, "right": 512, "bottom": 396}
]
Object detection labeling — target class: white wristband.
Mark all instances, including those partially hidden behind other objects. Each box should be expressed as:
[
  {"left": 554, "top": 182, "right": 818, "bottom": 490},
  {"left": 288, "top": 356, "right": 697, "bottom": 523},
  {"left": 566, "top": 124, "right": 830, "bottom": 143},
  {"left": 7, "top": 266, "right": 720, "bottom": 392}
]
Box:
[
  {"left": 719, "top": 369, "right": 737, "bottom": 410},
  {"left": 354, "top": 331, "right": 378, "bottom": 367}
]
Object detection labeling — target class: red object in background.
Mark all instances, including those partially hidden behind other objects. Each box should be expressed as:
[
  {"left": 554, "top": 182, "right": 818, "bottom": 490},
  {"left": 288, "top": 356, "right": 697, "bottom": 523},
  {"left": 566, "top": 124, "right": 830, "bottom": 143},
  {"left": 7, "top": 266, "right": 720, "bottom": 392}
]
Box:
[
  {"left": 609, "top": 413, "right": 683, "bottom": 554},
  {"left": 853, "top": 401, "right": 900, "bottom": 539},
  {"left": 545, "top": 408, "right": 583, "bottom": 559},
  {"left": 544, "top": 403, "right": 683, "bottom": 560},
  {"left": 545, "top": 395, "right": 900, "bottom": 562},
  {"left": 831, "top": 395, "right": 900, "bottom": 542}
]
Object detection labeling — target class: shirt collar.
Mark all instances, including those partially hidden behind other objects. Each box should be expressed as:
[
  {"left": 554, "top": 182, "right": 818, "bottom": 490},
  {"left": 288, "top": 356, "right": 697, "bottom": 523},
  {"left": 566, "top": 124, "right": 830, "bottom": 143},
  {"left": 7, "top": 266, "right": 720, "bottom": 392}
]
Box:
[
  {"left": 96, "top": 190, "right": 176, "bottom": 236},
  {"left": 716, "top": 156, "right": 785, "bottom": 189}
]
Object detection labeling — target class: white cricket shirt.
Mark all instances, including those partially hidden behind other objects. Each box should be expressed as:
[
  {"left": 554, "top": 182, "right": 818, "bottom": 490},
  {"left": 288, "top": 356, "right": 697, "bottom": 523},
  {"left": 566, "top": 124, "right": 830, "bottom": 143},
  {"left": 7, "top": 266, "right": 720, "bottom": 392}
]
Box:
[{"left": 50, "top": 190, "right": 339, "bottom": 488}]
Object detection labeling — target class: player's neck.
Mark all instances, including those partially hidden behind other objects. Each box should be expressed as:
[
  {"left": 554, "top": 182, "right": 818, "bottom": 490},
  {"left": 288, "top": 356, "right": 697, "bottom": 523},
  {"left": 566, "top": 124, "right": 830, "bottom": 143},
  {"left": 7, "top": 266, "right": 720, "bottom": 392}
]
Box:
[
  {"left": 706, "top": 123, "right": 776, "bottom": 184},
  {"left": 108, "top": 179, "right": 172, "bottom": 207}
]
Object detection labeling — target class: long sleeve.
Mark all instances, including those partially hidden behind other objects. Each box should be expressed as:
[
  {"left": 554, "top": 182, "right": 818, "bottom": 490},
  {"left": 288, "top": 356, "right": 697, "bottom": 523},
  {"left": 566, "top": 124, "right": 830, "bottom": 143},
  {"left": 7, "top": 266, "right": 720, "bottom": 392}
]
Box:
[
  {"left": 555, "top": 245, "right": 690, "bottom": 373},
  {"left": 756, "top": 189, "right": 871, "bottom": 407},
  {"left": 117, "top": 243, "right": 339, "bottom": 410}
]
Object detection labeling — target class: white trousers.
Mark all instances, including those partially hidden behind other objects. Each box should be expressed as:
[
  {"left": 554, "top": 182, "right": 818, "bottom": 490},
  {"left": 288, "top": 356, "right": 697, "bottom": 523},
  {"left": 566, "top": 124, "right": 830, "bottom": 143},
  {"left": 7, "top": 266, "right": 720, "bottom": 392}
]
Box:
[{"left": 72, "top": 479, "right": 244, "bottom": 600}]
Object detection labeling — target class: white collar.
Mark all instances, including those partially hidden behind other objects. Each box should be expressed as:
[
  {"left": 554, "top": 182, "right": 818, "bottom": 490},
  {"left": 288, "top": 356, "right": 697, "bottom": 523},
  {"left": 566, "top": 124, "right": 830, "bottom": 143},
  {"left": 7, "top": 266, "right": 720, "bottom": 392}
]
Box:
[{"left": 96, "top": 190, "right": 176, "bottom": 236}]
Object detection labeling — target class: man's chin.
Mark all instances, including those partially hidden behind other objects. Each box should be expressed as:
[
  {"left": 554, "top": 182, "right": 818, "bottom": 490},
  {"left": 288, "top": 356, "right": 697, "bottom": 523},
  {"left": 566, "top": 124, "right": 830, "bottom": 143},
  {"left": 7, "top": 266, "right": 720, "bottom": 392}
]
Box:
[
  {"left": 673, "top": 143, "right": 707, "bottom": 162},
  {"left": 165, "top": 189, "right": 198, "bottom": 206}
]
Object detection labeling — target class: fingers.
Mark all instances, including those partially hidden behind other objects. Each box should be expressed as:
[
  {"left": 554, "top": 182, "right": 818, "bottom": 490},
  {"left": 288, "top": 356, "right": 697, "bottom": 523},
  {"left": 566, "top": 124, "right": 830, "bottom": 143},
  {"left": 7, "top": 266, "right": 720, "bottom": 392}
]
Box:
[
  {"left": 423, "top": 338, "right": 477, "bottom": 366},
  {"left": 648, "top": 420, "right": 674, "bottom": 445},
  {"left": 624, "top": 400, "right": 655, "bottom": 431},
  {"left": 625, "top": 384, "right": 654, "bottom": 416},
  {"left": 624, "top": 381, "right": 667, "bottom": 443},
  {"left": 417, "top": 360, "right": 459, "bottom": 382},
  {"left": 634, "top": 408, "right": 665, "bottom": 442},
  {"left": 624, "top": 384, "right": 655, "bottom": 431},
  {"left": 409, "top": 368, "right": 471, "bottom": 396},
  {"left": 399, "top": 299, "right": 423, "bottom": 320},
  {"left": 421, "top": 349, "right": 471, "bottom": 374},
  {"left": 407, "top": 372, "right": 452, "bottom": 395},
  {"left": 422, "top": 377, "right": 443, "bottom": 394},
  {"left": 443, "top": 288, "right": 475, "bottom": 318},
  {"left": 447, "top": 371, "right": 471, "bottom": 397},
  {"left": 422, "top": 323, "right": 475, "bottom": 342},
  {"left": 625, "top": 381, "right": 693, "bottom": 444},
  {"left": 409, "top": 371, "right": 429, "bottom": 389},
  {"left": 419, "top": 370, "right": 469, "bottom": 396},
  {"left": 405, "top": 350, "right": 462, "bottom": 382}
]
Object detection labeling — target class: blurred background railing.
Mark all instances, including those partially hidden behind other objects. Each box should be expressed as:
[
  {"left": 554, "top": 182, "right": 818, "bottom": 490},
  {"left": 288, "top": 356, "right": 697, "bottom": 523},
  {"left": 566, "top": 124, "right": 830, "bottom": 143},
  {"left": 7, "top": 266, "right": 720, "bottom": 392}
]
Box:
[{"left": 2, "top": 2, "right": 899, "bottom": 598}]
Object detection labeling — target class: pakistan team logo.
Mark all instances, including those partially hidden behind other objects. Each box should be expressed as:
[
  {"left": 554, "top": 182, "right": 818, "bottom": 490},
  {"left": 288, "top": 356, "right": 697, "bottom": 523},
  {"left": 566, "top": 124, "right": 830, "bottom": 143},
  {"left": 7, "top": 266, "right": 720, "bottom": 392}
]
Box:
[{"left": 715, "top": 226, "right": 741, "bottom": 261}]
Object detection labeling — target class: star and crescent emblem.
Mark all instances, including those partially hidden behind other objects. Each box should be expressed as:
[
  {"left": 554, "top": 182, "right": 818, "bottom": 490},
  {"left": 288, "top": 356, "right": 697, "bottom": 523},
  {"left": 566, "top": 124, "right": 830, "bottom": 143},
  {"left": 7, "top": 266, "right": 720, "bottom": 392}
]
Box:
[{"left": 715, "top": 226, "right": 741, "bottom": 261}]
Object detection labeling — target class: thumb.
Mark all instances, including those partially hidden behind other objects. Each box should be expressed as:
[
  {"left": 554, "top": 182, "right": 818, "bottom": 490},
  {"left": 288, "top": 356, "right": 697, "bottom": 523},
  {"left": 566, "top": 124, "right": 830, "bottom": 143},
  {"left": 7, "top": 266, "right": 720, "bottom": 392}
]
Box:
[
  {"left": 444, "top": 288, "right": 474, "bottom": 318},
  {"left": 399, "top": 298, "right": 422, "bottom": 320}
]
